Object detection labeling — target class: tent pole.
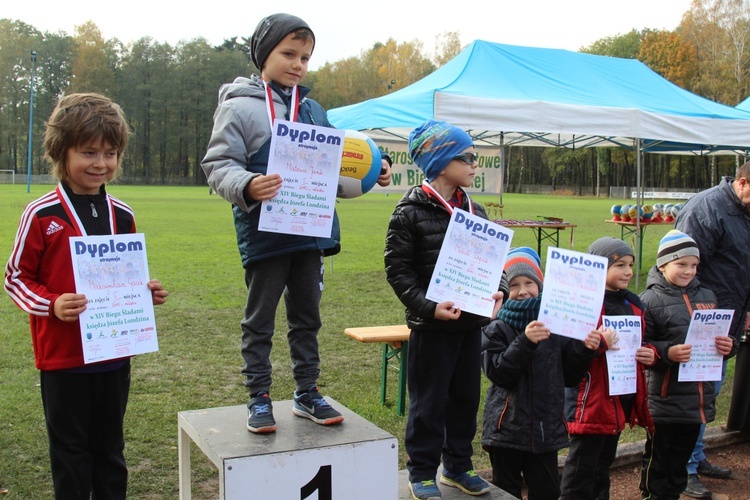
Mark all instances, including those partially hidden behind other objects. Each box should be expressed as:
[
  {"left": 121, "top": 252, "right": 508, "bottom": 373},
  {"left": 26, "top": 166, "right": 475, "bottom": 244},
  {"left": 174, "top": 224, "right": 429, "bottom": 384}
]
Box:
[
  {"left": 635, "top": 139, "right": 643, "bottom": 290},
  {"left": 499, "top": 133, "right": 505, "bottom": 206}
]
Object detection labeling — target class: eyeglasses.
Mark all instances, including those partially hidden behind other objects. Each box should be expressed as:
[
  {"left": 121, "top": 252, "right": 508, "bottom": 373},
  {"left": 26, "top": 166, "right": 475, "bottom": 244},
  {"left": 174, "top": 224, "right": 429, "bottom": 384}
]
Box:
[{"left": 453, "top": 153, "right": 479, "bottom": 165}]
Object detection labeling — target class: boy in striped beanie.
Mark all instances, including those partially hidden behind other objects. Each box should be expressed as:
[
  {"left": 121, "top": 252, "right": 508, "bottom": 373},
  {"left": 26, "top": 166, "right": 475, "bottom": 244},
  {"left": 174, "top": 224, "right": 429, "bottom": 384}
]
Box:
[
  {"left": 638, "top": 229, "right": 734, "bottom": 499},
  {"left": 481, "top": 247, "right": 600, "bottom": 499},
  {"left": 656, "top": 229, "right": 701, "bottom": 269}
]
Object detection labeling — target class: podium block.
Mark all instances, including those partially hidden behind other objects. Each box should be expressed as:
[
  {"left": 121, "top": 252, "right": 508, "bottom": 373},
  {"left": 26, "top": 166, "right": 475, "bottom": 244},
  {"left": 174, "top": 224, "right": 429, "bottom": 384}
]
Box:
[{"left": 178, "top": 398, "right": 398, "bottom": 499}]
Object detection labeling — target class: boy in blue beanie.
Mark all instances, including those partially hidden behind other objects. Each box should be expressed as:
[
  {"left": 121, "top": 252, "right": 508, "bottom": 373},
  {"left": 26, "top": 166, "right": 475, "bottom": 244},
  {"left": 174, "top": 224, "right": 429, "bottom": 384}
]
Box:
[
  {"left": 385, "top": 120, "right": 492, "bottom": 499},
  {"left": 481, "top": 247, "right": 601, "bottom": 500}
]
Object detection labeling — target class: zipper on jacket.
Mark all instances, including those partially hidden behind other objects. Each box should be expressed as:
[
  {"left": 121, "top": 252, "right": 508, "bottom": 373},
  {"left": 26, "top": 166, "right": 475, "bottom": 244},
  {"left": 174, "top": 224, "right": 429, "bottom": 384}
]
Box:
[
  {"left": 497, "top": 396, "right": 510, "bottom": 430},
  {"left": 578, "top": 373, "right": 591, "bottom": 423},
  {"left": 698, "top": 381, "right": 707, "bottom": 424},
  {"left": 660, "top": 366, "right": 671, "bottom": 397},
  {"left": 90, "top": 203, "right": 98, "bottom": 218}
]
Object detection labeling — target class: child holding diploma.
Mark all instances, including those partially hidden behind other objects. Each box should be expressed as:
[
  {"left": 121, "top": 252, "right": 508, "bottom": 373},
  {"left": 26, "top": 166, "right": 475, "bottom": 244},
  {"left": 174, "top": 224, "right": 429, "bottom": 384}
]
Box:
[
  {"left": 385, "top": 119, "right": 493, "bottom": 499},
  {"left": 4, "top": 93, "right": 169, "bottom": 499},
  {"left": 202, "top": 13, "right": 392, "bottom": 434},
  {"left": 561, "top": 237, "right": 655, "bottom": 500},
  {"left": 638, "top": 230, "right": 734, "bottom": 500},
  {"left": 481, "top": 247, "right": 600, "bottom": 500}
]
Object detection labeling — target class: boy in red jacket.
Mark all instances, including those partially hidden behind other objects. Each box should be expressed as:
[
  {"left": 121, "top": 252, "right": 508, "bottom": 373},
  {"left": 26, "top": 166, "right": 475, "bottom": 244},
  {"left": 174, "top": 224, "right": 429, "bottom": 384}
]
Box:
[
  {"left": 4, "top": 93, "right": 168, "bottom": 498},
  {"left": 561, "top": 237, "right": 655, "bottom": 499}
]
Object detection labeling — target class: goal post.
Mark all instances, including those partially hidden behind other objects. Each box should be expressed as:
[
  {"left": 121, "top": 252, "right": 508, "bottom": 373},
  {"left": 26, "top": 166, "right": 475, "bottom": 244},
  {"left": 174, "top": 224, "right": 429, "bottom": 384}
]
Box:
[{"left": 0, "top": 170, "right": 16, "bottom": 184}]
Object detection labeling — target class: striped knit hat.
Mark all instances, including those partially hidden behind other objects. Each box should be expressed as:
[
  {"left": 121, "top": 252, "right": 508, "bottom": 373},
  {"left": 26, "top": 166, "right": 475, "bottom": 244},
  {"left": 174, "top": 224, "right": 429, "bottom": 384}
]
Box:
[
  {"left": 504, "top": 247, "right": 544, "bottom": 291},
  {"left": 657, "top": 229, "right": 700, "bottom": 267}
]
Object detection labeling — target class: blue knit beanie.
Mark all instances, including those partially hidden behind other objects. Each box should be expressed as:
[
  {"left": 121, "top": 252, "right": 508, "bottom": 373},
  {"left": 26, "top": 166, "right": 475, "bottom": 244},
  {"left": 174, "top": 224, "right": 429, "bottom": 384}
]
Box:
[{"left": 408, "top": 120, "right": 474, "bottom": 182}]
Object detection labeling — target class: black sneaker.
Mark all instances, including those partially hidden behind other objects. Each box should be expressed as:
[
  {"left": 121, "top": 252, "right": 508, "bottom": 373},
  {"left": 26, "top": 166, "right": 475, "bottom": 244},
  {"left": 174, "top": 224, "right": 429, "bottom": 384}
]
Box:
[
  {"left": 247, "top": 392, "right": 276, "bottom": 433},
  {"left": 292, "top": 387, "right": 344, "bottom": 425},
  {"left": 683, "top": 474, "right": 711, "bottom": 499},
  {"left": 697, "top": 459, "right": 731, "bottom": 479}
]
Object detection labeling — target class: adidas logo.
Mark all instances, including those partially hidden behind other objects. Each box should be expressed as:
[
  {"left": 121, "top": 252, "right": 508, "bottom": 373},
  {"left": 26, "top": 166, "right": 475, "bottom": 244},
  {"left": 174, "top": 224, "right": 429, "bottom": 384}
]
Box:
[{"left": 46, "top": 221, "right": 63, "bottom": 235}]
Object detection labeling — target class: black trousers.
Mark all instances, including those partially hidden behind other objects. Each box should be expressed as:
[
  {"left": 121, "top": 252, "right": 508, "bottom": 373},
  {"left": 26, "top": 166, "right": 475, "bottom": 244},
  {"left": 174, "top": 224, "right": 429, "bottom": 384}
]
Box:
[
  {"left": 640, "top": 422, "right": 700, "bottom": 500},
  {"left": 40, "top": 362, "right": 130, "bottom": 500},
  {"left": 488, "top": 446, "right": 560, "bottom": 500},
  {"left": 405, "top": 327, "right": 481, "bottom": 482},
  {"left": 560, "top": 433, "right": 620, "bottom": 499}
]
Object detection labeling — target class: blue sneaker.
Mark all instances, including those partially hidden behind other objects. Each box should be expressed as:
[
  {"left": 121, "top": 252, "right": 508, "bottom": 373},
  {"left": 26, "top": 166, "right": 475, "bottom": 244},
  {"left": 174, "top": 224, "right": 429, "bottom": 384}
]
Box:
[
  {"left": 409, "top": 479, "right": 442, "bottom": 499},
  {"left": 247, "top": 392, "right": 276, "bottom": 433},
  {"left": 440, "top": 469, "right": 490, "bottom": 496},
  {"left": 292, "top": 386, "right": 344, "bottom": 425}
]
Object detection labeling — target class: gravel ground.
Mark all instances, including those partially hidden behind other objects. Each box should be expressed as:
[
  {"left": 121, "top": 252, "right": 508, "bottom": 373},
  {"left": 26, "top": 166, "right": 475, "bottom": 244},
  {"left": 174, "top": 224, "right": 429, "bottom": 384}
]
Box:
[{"left": 608, "top": 439, "right": 750, "bottom": 500}]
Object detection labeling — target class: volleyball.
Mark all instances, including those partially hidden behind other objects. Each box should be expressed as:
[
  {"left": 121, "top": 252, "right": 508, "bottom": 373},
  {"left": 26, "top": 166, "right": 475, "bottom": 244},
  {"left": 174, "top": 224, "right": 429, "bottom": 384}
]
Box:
[
  {"left": 620, "top": 204, "right": 632, "bottom": 222},
  {"left": 642, "top": 205, "right": 654, "bottom": 220},
  {"left": 611, "top": 204, "right": 622, "bottom": 221},
  {"left": 651, "top": 204, "right": 663, "bottom": 222},
  {"left": 628, "top": 205, "right": 643, "bottom": 221},
  {"left": 337, "top": 130, "right": 382, "bottom": 199},
  {"left": 664, "top": 204, "right": 675, "bottom": 221}
]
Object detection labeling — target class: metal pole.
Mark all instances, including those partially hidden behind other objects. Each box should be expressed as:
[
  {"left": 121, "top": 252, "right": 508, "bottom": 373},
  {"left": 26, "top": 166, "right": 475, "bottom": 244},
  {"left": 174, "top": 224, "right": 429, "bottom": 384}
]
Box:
[
  {"left": 635, "top": 139, "right": 643, "bottom": 290},
  {"left": 26, "top": 50, "right": 37, "bottom": 193}
]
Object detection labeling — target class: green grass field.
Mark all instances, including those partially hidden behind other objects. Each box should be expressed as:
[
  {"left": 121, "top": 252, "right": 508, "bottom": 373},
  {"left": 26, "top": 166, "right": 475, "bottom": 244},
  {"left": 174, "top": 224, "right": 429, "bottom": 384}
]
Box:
[{"left": 0, "top": 185, "right": 733, "bottom": 498}]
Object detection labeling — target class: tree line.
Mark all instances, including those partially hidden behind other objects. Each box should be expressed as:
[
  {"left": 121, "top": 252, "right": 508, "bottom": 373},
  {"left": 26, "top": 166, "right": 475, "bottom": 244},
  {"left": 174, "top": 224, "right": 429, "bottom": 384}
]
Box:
[{"left": 1, "top": 0, "right": 749, "bottom": 192}]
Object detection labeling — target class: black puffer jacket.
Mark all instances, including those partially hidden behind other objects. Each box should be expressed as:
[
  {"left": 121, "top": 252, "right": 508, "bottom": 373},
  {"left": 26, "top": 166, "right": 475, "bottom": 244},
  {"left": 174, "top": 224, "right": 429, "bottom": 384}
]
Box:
[
  {"left": 481, "top": 320, "right": 597, "bottom": 453},
  {"left": 384, "top": 184, "right": 490, "bottom": 333},
  {"left": 639, "top": 265, "right": 721, "bottom": 424}
]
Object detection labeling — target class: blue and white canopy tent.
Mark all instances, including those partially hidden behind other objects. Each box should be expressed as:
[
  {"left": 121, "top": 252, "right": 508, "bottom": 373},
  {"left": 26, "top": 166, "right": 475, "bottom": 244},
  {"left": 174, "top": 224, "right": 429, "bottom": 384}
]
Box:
[
  {"left": 329, "top": 39, "right": 750, "bottom": 153},
  {"left": 328, "top": 40, "right": 750, "bottom": 278},
  {"left": 737, "top": 95, "right": 750, "bottom": 112}
]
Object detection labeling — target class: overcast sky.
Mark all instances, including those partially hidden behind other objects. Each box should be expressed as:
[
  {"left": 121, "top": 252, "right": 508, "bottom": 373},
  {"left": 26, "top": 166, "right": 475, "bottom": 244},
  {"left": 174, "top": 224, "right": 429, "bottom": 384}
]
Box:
[{"left": 5, "top": 0, "right": 693, "bottom": 69}]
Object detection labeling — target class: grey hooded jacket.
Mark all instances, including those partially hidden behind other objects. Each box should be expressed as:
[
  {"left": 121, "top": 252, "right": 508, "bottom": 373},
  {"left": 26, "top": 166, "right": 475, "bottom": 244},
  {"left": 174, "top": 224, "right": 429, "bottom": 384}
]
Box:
[{"left": 201, "top": 75, "right": 340, "bottom": 267}]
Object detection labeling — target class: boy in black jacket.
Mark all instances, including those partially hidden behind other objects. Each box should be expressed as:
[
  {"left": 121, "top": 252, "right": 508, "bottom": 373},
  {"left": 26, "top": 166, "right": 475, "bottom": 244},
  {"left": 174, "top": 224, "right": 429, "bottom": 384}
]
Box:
[
  {"left": 385, "top": 120, "right": 492, "bottom": 500},
  {"left": 639, "top": 230, "right": 734, "bottom": 500},
  {"left": 481, "top": 247, "right": 600, "bottom": 500}
]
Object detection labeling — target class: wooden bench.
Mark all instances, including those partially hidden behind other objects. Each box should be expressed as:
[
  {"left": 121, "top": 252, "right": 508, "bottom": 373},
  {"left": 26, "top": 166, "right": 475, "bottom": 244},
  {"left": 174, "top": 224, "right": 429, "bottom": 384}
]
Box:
[{"left": 344, "top": 325, "right": 410, "bottom": 416}]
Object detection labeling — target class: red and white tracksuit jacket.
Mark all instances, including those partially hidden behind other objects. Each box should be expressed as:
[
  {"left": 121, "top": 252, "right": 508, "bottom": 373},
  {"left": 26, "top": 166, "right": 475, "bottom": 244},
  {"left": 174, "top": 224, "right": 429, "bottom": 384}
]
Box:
[{"left": 4, "top": 183, "right": 136, "bottom": 370}]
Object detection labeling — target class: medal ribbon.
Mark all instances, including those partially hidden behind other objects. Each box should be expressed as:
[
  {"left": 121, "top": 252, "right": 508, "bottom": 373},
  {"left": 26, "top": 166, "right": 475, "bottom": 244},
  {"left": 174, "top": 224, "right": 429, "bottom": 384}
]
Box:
[
  {"left": 264, "top": 81, "right": 300, "bottom": 127},
  {"left": 421, "top": 180, "right": 475, "bottom": 215}
]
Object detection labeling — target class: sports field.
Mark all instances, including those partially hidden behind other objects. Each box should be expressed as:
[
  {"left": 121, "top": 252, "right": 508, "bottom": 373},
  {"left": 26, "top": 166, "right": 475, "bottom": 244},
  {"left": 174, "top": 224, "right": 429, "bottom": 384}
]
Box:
[{"left": 2, "top": 185, "right": 730, "bottom": 497}]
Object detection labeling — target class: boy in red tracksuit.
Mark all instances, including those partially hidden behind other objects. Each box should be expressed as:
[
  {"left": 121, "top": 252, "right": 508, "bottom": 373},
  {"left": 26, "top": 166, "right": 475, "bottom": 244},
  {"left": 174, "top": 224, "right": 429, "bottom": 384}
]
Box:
[
  {"left": 4, "top": 93, "right": 169, "bottom": 499},
  {"left": 561, "top": 237, "right": 655, "bottom": 499}
]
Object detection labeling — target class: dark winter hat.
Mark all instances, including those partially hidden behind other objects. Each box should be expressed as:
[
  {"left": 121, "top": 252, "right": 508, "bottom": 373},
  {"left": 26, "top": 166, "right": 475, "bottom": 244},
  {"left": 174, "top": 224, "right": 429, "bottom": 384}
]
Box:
[
  {"left": 587, "top": 236, "right": 635, "bottom": 268},
  {"left": 657, "top": 229, "right": 700, "bottom": 267},
  {"left": 250, "top": 13, "right": 315, "bottom": 71},
  {"left": 504, "top": 247, "right": 544, "bottom": 291},
  {"left": 408, "top": 120, "right": 474, "bottom": 182}
]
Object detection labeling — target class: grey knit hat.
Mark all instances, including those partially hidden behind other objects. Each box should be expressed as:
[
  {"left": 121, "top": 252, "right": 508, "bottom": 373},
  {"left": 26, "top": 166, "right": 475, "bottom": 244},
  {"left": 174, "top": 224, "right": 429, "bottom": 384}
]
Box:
[
  {"left": 250, "top": 13, "right": 315, "bottom": 71},
  {"left": 587, "top": 237, "right": 635, "bottom": 267},
  {"left": 657, "top": 229, "right": 700, "bottom": 267}
]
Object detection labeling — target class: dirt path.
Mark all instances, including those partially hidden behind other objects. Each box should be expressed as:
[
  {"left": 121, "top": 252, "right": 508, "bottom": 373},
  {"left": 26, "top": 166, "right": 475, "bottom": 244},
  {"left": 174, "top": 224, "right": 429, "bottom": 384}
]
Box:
[{"left": 609, "top": 440, "right": 750, "bottom": 499}]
